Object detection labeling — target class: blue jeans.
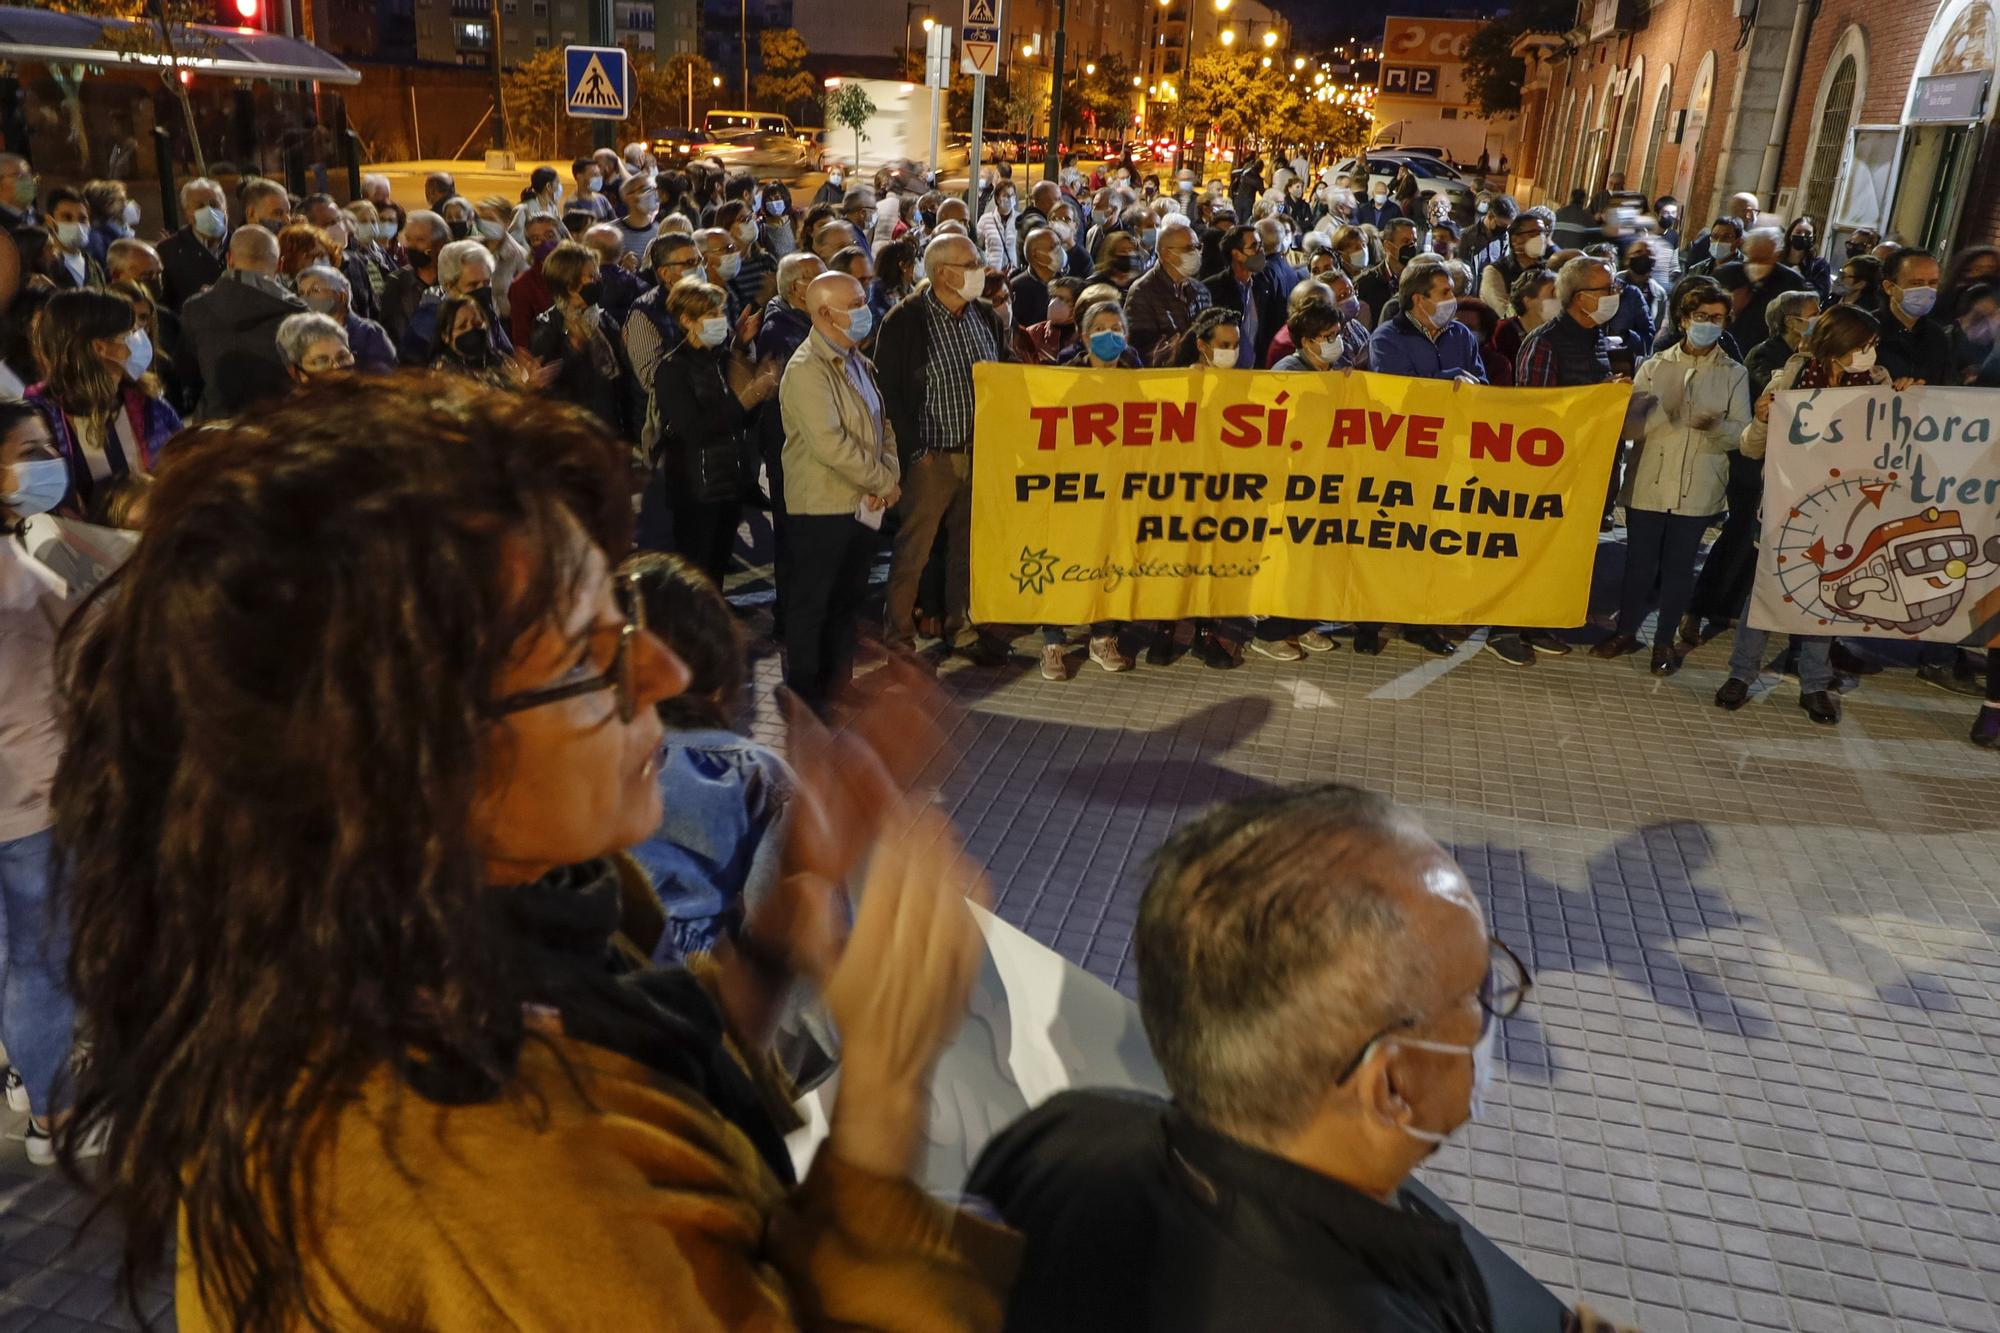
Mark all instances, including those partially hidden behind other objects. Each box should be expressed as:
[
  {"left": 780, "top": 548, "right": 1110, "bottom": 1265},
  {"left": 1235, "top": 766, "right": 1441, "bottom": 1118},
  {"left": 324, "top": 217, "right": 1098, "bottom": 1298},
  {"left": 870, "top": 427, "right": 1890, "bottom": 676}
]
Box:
[
  {"left": 1729, "top": 627, "right": 1833, "bottom": 694},
  {"left": 0, "top": 828, "right": 77, "bottom": 1118}
]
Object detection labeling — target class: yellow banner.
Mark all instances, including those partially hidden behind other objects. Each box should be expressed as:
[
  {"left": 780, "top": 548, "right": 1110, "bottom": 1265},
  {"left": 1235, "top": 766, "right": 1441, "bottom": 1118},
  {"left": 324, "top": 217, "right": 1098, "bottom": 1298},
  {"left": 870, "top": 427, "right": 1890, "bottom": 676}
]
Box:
[{"left": 970, "top": 364, "right": 1629, "bottom": 627}]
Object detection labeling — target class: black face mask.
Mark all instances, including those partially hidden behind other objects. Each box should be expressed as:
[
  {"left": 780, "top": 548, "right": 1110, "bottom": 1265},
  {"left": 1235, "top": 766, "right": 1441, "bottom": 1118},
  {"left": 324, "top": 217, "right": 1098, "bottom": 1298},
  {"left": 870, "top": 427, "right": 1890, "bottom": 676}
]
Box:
[
  {"left": 1628, "top": 256, "right": 1655, "bottom": 276},
  {"left": 1112, "top": 252, "right": 1142, "bottom": 274},
  {"left": 1397, "top": 243, "right": 1418, "bottom": 265},
  {"left": 447, "top": 219, "right": 472, "bottom": 240},
  {"left": 580, "top": 279, "right": 604, "bottom": 305},
  {"left": 1791, "top": 234, "right": 1814, "bottom": 253},
  {"left": 453, "top": 327, "right": 491, "bottom": 361},
  {"left": 1845, "top": 243, "right": 1867, "bottom": 260},
  {"left": 470, "top": 285, "right": 496, "bottom": 315},
  {"left": 406, "top": 247, "right": 436, "bottom": 271}
]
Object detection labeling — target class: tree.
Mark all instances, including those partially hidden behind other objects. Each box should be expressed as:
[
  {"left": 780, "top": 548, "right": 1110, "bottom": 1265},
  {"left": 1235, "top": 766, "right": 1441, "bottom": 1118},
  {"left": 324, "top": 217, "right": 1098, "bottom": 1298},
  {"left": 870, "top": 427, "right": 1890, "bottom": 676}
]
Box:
[
  {"left": 1060, "top": 53, "right": 1131, "bottom": 139},
  {"left": 999, "top": 81, "right": 1045, "bottom": 138},
  {"left": 661, "top": 53, "right": 720, "bottom": 129},
  {"left": 46, "top": 0, "right": 221, "bottom": 175},
  {"left": 755, "top": 28, "right": 817, "bottom": 123},
  {"left": 824, "top": 83, "right": 877, "bottom": 167},
  {"left": 1178, "top": 48, "right": 1258, "bottom": 151},
  {"left": 500, "top": 47, "right": 573, "bottom": 159},
  {"left": 1462, "top": 0, "right": 1574, "bottom": 118}
]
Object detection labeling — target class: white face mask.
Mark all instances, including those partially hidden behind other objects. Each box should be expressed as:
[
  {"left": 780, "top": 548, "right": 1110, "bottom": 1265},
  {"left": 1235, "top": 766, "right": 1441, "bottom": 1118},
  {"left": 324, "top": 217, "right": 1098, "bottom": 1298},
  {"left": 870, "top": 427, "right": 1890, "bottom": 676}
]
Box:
[
  {"left": 1168, "top": 248, "right": 1201, "bottom": 280},
  {"left": 1520, "top": 235, "right": 1547, "bottom": 259},
  {"left": 1711, "top": 240, "right": 1736, "bottom": 261},
  {"left": 1744, "top": 262, "right": 1773, "bottom": 282},
  {"left": 55, "top": 220, "right": 88, "bottom": 251},
  {"left": 956, "top": 266, "right": 987, "bottom": 302},
  {"left": 1428, "top": 297, "right": 1459, "bottom": 330},
  {"left": 193, "top": 205, "right": 228, "bottom": 240},
  {"left": 1206, "top": 344, "right": 1238, "bottom": 368},
  {"left": 122, "top": 199, "right": 141, "bottom": 228},
  {"left": 1591, "top": 291, "right": 1622, "bottom": 325},
  {"left": 1536, "top": 297, "right": 1560, "bottom": 323},
  {"left": 1310, "top": 333, "right": 1344, "bottom": 365},
  {"left": 122, "top": 328, "right": 153, "bottom": 380},
  {"left": 1391, "top": 1025, "right": 1495, "bottom": 1145},
  {"left": 477, "top": 218, "right": 505, "bottom": 241},
  {"left": 696, "top": 314, "right": 729, "bottom": 347},
  {"left": 1846, "top": 344, "right": 1877, "bottom": 373},
  {"left": 718, "top": 252, "right": 742, "bottom": 280}
]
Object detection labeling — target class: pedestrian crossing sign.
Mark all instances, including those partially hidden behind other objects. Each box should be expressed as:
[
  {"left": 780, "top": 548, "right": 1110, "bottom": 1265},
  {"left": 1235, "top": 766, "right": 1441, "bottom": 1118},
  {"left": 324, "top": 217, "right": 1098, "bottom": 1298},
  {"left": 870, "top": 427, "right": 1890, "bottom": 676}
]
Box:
[{"left": 565, "top": 46, "right": 630, "bottom": 120}]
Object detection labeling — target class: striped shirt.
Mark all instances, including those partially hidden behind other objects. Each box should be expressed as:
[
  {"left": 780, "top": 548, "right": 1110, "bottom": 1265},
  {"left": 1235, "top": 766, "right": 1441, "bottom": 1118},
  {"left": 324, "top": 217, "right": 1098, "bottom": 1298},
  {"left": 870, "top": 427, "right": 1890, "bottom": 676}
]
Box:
[{"left": 918, "top": 288, "right": 998, "bottom": 454}]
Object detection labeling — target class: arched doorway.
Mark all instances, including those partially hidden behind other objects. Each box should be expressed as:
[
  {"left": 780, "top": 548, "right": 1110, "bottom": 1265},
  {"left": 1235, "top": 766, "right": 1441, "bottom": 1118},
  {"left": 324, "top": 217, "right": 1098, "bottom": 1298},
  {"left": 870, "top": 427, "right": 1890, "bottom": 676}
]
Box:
[
  {"left": 1886, "top": 0, "right": 1996, "bottom": 255},
  {"left": 1639, "top": 68, "right": 1674, "bottom": 201},
  {"left": 1672, "top": 52, "right": 1716, "bottom": 212},
  {"left": 1610, "top": 58, "right": 1645, "bottom": 191},
  {"left": 1800, "top": 34, "right": 1863, "bottom": 230}
]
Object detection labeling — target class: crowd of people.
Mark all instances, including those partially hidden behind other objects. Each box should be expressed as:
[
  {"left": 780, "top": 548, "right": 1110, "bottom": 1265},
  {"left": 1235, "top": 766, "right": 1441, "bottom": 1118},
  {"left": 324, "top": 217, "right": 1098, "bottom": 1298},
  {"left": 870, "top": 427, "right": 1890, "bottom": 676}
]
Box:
[{"left": 0, "top": 141, "right": 1991, "bottom": 1329}]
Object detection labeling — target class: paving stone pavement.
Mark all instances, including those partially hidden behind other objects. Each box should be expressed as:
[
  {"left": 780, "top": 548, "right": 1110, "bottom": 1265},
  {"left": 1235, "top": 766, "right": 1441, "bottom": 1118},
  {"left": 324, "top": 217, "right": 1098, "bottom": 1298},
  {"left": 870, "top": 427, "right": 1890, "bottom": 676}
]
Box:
[{"left": 4, "top": 548, "right": 1996, "bottom": 1331}]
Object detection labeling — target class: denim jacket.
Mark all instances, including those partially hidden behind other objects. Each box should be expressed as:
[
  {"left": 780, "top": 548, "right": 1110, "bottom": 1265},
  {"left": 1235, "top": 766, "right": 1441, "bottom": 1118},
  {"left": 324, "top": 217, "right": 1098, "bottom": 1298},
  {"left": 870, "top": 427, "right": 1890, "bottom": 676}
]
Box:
[{"left": 625, "top": 729, "right": 796, "bottom": 963}]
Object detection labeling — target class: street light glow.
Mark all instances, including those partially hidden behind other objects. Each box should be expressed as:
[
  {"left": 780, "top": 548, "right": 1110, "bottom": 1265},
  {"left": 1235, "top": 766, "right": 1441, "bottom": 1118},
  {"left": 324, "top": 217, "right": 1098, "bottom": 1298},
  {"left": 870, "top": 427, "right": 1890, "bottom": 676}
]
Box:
[
  {"left": 1085, "top": 62, "right": 1096, "bottom": 74},
  {"left": 1133, "top": 75, "right": 1143, "bottom": 86},
  {"left": 1218, "top": 28, "right": 1235, "bottom": 45},
  {"left": 1213, "top": 0, "right": 1232, "bottom": 9},
  {"left": 713, "top": 75, "right": 724, "bottom": 86},
  {"left": 1262, "top": 29, "right": 1277, "bottom": 47},
  {"left": 1260, "top": 56, "right": 1271, "bottom": 67},
  {"left": 1293, "top": 56, "right": 1306, "bottom": 69},
  {"left": 1022, "top": 42, "right": 1034, "bottom": 56},
  {"left": 921, "top": 16, "right": 934, "bottom": 30}
]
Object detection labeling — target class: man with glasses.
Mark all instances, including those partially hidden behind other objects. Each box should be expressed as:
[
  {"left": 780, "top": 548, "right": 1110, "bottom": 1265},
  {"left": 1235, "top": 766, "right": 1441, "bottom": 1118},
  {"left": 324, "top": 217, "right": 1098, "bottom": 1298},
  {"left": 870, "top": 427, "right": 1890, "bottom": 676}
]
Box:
[
  {"left": 1126, "top": 218, "right": 1212, "bottom": 361},
  {"left": 969, "top": 783, "right": 1533, "bottom": 1333},
  {"left": 276, "top": 313, "right": 357, "bottom": 390},
  {"left": 1203, "top": 225, "right": 1285, "bottom": 367},
  {"left": 873, "top": 233, "right": 1012, "bottom": 663}
]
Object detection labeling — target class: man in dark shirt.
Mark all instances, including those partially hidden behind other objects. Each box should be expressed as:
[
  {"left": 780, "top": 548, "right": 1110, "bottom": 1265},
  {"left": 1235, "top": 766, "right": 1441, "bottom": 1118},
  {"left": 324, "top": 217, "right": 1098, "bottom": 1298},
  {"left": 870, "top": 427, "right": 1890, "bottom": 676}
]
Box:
[
  {"left": 1009, "top": 226, "right": 1066, "bottom": 329},
  {"left": 969, "top": 784, "right": 1532, "bottom": 1333},
  {"left": 1725, "top": 227, "right": 1811, "bottom": 346},
  {"left": 1201, "top": 225, "right": 1285, "bottom": 367},
  {"left": 1355, "top": 217, "right": 1417, "bottom": 329},
  {"left": 1876, "top": 247, "right": 1953, "bottom": 385}
]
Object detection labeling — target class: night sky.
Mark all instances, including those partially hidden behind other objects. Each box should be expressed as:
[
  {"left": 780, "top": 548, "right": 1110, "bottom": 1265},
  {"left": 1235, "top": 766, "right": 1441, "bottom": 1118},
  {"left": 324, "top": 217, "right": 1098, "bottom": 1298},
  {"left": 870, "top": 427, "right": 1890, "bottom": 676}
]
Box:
[{"left": 1268, "top": 1, "right": 1509, "bottom": 47}]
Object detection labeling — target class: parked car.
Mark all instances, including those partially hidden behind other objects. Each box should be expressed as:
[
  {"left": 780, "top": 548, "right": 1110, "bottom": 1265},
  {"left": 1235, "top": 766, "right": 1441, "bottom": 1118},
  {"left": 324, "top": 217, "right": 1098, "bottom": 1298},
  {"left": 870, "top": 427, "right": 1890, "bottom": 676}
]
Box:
[
  {"left": 650, "top": 126, "right": 714, "bottom": 163},
  {"left": 1324, "top": 152, "right": 1476, "bottom": 216}
]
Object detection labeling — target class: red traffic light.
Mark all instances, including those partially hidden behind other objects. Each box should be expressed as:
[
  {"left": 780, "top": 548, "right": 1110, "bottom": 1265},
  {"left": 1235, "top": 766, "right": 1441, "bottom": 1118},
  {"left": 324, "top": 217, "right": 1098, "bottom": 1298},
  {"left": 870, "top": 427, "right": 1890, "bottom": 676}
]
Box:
[{"left": 233, "top": 0, "right": 258, "bottom": 19}]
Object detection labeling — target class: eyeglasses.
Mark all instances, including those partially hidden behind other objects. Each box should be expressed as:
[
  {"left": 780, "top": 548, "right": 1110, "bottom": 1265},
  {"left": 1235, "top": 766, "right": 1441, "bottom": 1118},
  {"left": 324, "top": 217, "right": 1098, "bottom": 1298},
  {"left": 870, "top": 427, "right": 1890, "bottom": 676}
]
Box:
[
  {"left": 483, "top": 569, "right": 646, "bottom": 724},
  {"left": 1331, "top": 935, "right": 1532, "bottom": 1084}
]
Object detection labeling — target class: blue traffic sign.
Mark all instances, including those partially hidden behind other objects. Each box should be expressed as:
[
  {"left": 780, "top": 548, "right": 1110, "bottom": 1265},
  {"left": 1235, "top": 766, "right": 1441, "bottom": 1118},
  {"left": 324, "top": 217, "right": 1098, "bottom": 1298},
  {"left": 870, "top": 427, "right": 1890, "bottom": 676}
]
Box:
[{"left": 565, "top": 45, "right": 629, "bottom": 120}]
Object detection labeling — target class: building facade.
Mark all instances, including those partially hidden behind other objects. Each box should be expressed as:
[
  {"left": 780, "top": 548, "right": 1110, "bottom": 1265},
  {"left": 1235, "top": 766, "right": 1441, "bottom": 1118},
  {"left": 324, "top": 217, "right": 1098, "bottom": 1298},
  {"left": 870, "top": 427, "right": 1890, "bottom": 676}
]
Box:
[
  {"left": 398, "top": 0, "right": 692, "bottom": 69},
  {"left": 1513, "top": 0, "right": 2000, "bottom": 259}
]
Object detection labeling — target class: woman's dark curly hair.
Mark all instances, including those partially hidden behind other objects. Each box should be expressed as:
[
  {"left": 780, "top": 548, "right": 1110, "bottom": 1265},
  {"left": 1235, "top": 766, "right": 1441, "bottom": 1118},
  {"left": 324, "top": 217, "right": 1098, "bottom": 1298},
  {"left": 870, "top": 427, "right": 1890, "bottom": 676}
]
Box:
[
  {"left": 622, "top": 550, "right": 742, "bottom": 732},
  {"left": 51, "top": 372, "right": 630, "bottom": 1330}
]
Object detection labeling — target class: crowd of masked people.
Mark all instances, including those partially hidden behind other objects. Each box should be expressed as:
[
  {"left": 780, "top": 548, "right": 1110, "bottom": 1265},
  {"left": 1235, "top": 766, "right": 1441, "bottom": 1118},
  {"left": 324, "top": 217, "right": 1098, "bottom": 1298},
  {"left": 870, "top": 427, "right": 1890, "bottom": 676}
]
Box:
[{"left": 1, "top": 142, "right": 1986, "bottom": 1332}]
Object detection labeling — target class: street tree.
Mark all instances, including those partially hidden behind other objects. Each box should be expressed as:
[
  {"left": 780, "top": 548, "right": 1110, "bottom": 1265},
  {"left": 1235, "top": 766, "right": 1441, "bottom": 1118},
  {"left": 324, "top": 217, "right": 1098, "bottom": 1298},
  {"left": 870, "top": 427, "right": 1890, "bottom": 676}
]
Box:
[
  {"left": 755, "top": 29, "right": 818, "bottom": 123},
  {"left": 1463, "top": 0, "right": 1573, "bottom": 118},
  {"left": 660, "top": 53, "right": 721, "bottom": 129},
  {"left": 824, "top": 83, "right": 877, "bottom": 168},
  {"left": 1178, "top": 48, "right": 1258, "bottom": 162},
  {"left": 45, "top": 0, "right": 221, "bottom": 176},
  {"left": 1060, "top": 53, "right": 1131, "bottom": 140},
  {"left": 500, "top": 48, "right": 573, "bottom": 159}
]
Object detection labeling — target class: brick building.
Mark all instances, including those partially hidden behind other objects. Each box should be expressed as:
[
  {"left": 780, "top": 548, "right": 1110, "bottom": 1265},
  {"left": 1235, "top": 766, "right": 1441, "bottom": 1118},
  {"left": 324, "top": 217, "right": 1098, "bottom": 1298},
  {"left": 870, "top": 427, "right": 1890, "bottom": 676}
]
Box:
[{"left": 1511, "top": 0, "right": 2000, "bottom": 261}]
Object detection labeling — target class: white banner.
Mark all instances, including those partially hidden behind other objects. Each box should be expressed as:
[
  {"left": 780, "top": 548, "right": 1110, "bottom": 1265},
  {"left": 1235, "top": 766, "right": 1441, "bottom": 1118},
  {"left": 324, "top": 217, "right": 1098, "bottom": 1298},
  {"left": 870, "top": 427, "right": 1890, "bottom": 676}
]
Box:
[{"left": 1751, "top": 385, "right": 2000, "bottom": 646}]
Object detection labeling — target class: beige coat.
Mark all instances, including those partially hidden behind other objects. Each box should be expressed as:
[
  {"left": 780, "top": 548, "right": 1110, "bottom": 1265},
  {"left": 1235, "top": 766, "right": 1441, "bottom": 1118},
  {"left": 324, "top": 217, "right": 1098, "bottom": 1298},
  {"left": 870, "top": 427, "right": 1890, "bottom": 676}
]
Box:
[
  {"left": 779, "top": 329, "right": 901, "bottom": 516},
  {"left": 1624, "top": 340, "right": 1752, "bottom": 515}
]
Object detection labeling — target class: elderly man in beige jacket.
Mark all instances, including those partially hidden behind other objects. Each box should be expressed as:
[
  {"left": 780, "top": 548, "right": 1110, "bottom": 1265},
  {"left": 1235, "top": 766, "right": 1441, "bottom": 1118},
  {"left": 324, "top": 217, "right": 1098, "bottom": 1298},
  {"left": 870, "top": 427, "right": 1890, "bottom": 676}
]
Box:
[{"left": 778, "top": 271, "right": 902, "bottom": 711}]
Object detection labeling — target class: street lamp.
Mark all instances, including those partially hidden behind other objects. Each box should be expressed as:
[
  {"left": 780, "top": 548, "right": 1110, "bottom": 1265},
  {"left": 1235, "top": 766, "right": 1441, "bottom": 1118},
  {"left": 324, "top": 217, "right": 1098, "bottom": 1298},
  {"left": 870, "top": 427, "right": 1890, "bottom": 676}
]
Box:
[
  {"left": 1261, "top": 29, "right": 1277, "bottom": 48},
  {"left": 1084, "top": 62, "right": 1096, "bottom": 75},
  {"left": 1213, "top": 0, "right": 1232, "bottom": 10},
  {"left": 1260, "top": 55, "right": 1271, "bottom": 67},
  {"left": 1219, "top": 28, "right": 1235, "bottom": 46},
  {"left": 1293, "top": 56, "right": 1305, "bottom": 70},
  {"left": 903, "top": 4, "right": 934, "bottom": 81}
]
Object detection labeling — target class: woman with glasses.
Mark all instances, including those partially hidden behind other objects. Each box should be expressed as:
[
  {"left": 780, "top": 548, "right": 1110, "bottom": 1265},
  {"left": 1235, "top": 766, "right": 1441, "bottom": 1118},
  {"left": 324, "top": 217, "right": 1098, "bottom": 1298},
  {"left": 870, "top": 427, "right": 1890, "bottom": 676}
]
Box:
[
  {"left": 49, "top": 375, "right": 1010, "bottom": 1330},
  {"left": 1593, "top": 280, "right": 1752, "bottom": 677}
]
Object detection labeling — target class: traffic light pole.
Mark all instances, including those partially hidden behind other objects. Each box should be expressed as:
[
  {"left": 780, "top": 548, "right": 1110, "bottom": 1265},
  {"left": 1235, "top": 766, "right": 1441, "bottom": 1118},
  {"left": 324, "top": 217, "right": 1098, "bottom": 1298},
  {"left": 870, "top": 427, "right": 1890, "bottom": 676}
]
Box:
[{"left": 1042, "top": 0, "right": 1066, "bottom": 182}]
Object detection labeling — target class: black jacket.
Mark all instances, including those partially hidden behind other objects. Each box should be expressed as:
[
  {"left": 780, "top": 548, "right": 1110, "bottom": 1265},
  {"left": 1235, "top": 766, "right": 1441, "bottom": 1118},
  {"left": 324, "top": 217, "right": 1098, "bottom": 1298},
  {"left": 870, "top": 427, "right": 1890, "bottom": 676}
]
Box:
[
  {"left": 157, "top": 226, "right": 225, "bottom": 312},
  {"left": 531, "top": 305, "right": 637, "bottom": 436},
  {"left": 969, "top": 1090, "right": 1500, "bottom": 1333},
  {"left": 653, "top": 339, "right": 747, "bottom": 493},
  {"left": 1010, "top": 268, "right": 1053, "bottom": 328},
  {"left": 1203, "top": 265, "right": 1286, "bottom": 364},
  {"left": 177, "top": 271, "right": 307, "bottom": 419},
  {"left": 871, "top": 286, "right": 1010, "bottom": 471},
  {"left": 379, "top": 264, "right": 432, "bottom": 348},
  {"left": 1877, "top": 309, "right": 1956, "bottom": 385},
  {"left": 1356, "top": 262, "right": 1401, "bottom": 332}
]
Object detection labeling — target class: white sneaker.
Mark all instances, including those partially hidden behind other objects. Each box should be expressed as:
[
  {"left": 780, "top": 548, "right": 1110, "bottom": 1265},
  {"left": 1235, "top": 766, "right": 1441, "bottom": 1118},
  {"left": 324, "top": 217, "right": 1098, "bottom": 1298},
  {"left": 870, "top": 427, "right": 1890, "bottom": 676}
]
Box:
[
  {"left": 21, "top": 1118, "right": 106, "bottom": 1168},
  {"left": 4, "top": 1067, "right": 27, "bottom": 1115}
]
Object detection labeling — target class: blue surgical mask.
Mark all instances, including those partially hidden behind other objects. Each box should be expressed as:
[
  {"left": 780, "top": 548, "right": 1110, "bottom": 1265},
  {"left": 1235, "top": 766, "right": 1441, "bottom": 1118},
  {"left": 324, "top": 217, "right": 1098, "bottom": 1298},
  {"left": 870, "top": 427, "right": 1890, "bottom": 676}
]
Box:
[
  {"left": 1088, "top": 329, "right": 1127, "bottom": 362},
  {"left": 844, "top": 304, "right": 873, "bottom": 341},
  {"left": 697, "top": 315, "right": 730, "bottom": 347},
  {"left": 1896, "top": 286, "right": 1938, "bottom": 318},
  {"left": 1685, "top": 319, "right": 1724, "bottom": 349},
  {"left": 2, "top": 456, "right": 68, "bottom": 517}
]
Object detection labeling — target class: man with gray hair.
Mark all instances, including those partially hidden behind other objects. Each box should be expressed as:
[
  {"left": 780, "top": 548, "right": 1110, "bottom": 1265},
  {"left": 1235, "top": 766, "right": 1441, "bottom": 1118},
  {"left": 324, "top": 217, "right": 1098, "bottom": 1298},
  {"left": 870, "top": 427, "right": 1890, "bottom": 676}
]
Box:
[
  {"left": 1126, "top": 216, "right": 1211, "bottom": 358},
  {"left": 969, "top": 783, "right": 1531, "bottom": 1333},
  {"left": 159, "top": 175, "right": 229, "bottom": 311},
  {"left": 0, "top": 152, "right": 35, "bottom": 229},
  {"left": 751, "top": 249, "right": 828, "bottom": 632},
  {"left": 396, "top": 237, "right": 502, "bottom": 365},
  {"left": 275, "top": 311, "right": 354, "bottom": 388},
  {"left": 296, "top": 264, "right": 395, "bottom": 374},
  {"left": 871, "top": 232, "right": 1011, "bottom": 662},
  {"left": 359, "top": 173, "right": 392, "bottom": 209},
  {"left": 779, "top": 271, "right": 901, "bottom": 710},
  {"left": 380, "top": 209, "right": 447, "bottom": 348},
  {"left": 177, "top": 223, "right": 306, "bottom": 418},
  {"left": 1727, "top": 225, "right": 1810, "bottom": 345}
]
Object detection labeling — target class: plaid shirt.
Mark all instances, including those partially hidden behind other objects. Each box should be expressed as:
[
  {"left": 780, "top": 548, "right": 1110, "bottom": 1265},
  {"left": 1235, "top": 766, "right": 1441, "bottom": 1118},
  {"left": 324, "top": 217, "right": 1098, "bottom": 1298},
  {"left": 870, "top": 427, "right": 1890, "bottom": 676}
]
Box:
[
  {"left": 918, "top": 287, "right": 999, "bottom": 453},
  {"left": 1514, "top": 315, "right": 1609, "bottom": 388}
]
